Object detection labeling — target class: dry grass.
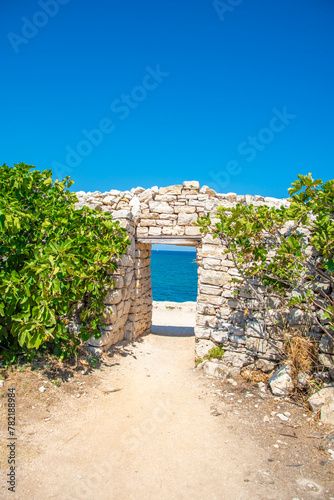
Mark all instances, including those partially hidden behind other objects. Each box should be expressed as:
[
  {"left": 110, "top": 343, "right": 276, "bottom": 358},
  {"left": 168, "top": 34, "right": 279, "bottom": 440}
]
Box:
[
  {"left": 241, "top": 368, "right": 270, "bottom": 384},
  {"left": 284, "top": 332, "right": 318, "bottom": 381}
]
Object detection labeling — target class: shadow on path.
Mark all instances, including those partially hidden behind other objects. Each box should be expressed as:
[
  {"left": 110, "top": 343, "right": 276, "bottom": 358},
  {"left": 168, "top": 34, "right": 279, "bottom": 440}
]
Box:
[{"left": 151, "top": 324, "right": 194, "bottom": 337}]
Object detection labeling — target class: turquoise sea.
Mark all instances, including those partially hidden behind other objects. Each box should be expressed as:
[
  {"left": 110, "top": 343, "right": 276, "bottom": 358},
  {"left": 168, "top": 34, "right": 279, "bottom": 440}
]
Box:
[{"left": 150, "top": 250, "right": 198, "bottom": 302}]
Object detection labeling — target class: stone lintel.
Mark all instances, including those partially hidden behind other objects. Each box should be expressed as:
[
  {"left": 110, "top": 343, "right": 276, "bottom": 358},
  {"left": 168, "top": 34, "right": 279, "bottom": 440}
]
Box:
[{"left": 136, "top": 235, "right": 200, "bottom": 247}]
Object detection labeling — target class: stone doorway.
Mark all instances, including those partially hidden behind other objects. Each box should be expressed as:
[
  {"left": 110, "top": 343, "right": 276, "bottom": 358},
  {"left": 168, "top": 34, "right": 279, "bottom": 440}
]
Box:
[
  {"left": 136, "top": 235, "right": 201, "bottom": 338},
  {"left": 145, "top": 239, "right": 200, "bottom": 339}
]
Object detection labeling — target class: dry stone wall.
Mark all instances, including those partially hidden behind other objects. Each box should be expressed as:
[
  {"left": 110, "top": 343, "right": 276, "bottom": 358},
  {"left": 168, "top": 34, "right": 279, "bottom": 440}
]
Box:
[{"left": 74, "top": 182, "right": 333, "bottom": 373}]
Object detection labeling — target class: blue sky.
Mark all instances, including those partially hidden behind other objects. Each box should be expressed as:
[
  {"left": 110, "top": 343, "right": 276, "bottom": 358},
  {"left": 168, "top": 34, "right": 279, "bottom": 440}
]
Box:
[{"left": 1, "top": 0, "right": 333, "bottom": 200}]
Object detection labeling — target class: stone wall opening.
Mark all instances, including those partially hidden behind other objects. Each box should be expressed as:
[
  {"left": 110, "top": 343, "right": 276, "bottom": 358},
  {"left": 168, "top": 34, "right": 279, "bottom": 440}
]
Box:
[
  {"left": 150, "top": 244, "right": 198, "bottom": 302},
  {"left": 149, "top": 241, "right": 199, "bottom": 339}
]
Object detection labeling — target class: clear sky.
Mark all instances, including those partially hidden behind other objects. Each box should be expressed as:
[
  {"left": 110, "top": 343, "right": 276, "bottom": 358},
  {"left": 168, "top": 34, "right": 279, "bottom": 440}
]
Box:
[{"left": 1, "top": 0, "right": 333, "bottom": 199}]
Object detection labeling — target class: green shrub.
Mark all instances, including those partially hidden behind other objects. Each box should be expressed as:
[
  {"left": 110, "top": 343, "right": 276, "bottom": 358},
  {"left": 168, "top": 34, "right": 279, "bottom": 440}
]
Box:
[
  {"left": 207, "top": 346, "right": 225, "bottom": 359},
  {"left": 0, "top": 163, "right": 130, "bottom": 362}
]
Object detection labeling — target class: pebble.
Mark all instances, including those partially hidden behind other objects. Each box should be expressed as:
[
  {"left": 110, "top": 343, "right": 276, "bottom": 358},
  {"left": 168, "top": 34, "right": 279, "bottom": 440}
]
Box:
[
  {"left": 276, "top": 413, "right": 289, "bottom": 421},
  {"left": 263, "top": 415, "right": 270, "bottom": 423},
  {"left": 0, "top": 380, "right": 4, "bottom": 388},
  {"left": 273, "top": 444, "right": 279, "bottom": 448},
  {"left": 39, "top": 386, "right": 46, "bottom": 393}
]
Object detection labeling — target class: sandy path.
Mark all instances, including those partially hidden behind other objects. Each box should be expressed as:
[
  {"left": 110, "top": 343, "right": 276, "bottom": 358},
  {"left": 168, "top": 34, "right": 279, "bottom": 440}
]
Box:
[{"left": 1, "top": 303, "right": 325, "bottom": 499}]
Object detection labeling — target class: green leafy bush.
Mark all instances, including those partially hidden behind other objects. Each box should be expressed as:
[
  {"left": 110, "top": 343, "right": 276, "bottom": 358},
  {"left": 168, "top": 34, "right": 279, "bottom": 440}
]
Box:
[{"left": 0, "top": 163, "right": 130, "bottom": 362}]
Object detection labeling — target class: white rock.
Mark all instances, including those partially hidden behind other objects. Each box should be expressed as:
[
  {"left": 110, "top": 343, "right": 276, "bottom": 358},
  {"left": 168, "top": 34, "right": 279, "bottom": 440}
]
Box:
[
  {"left": 288, "top": 308, "right": 307, "bottom": 325},
  {"left": 222, "top": 351, "right": 253, "bottom": 368},
  {"left": 195, "top": 340, "right": 216, "bottom": 358},
  {"left": 104, "top": 289, "right": 123, "bottom": 305},
  {"left": 229, "top": 326, "right": 244, "bottom": 336},
  {"left": 318, "top": 353, "right": 334, "bottom": 369},
  {"left": 194, "top": 326, "right": 211, "bottom": 339},
  {"left": 269, "top": 364, "right": 294, "bottom": 396},
  {"left": 200, "top": 361, "right": 221, "bottom": 377},
  {"left": 245, "top": 194, "right": 254, "bottom": 204},
  {"left": 308, "top": 385, "right": 334, "bottom": 412},
  {"left": 255, "top": 359, "right": 277, "bottom": 373},
  {"left": 157, "top": 185, "right": 181, "bottom": 195},
  {"left": 87, "top": 346, "right": 103, "bottom": 358},
  {"left": 200, "top": 269, "right": 229, "bottom": 287},
  {"left": 139, "top": 189, "right": 153, "bottom": 203},
  {"left": 112, "top": 210, "right": 132, "bottom": 219},
  {"left": 103, "top": 195, "right": 116, "bottom": 205},
  {"left": 129, "top": 195, "right": 140, "bottom": 207},
  {"left": 245, "top": 320, "right": 264, "bottom": 338},
  {"left": 177, "top": 213, "right": 198, "bottom": 225},
  {"left": 321, "top": 401, "right": 334, "bottom": 425},
  {"left": 183, "top": 180, "right": 200, "bottom": 190},
  {"left": 131, "top": 187, "right": 145, "bottom": 194},
  {"left": 319, "top": 336, "right": 334, "bottom": 354},
  {"left": 297, "top": 371, "right": 311, "bottom": 389},
  {"left": 276, "top": 413, "right": 289, "bottom": 421},
  {"left": 39, "top": 386, "right": 46, "bottom": 393},
  {"left": 258, "top": 382, "right": 267, "bottom": 392},
  {"left": 264, "top": 196, "right": 282, "bottom": 206},
  {"left": 200, "top": 185, "right": 216, "bottom": 196},
  {"left": 149, "top": 201, "right": 174, "bottom": 214},
  {"left": 211, "top": 330, "right": 229, "bottom": 343}
]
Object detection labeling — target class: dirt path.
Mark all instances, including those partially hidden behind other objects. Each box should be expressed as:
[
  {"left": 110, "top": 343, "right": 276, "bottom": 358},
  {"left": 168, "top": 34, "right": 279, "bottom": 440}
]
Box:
[{"left": 1, "top": 303, "right": 333, "bottom": 499}]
